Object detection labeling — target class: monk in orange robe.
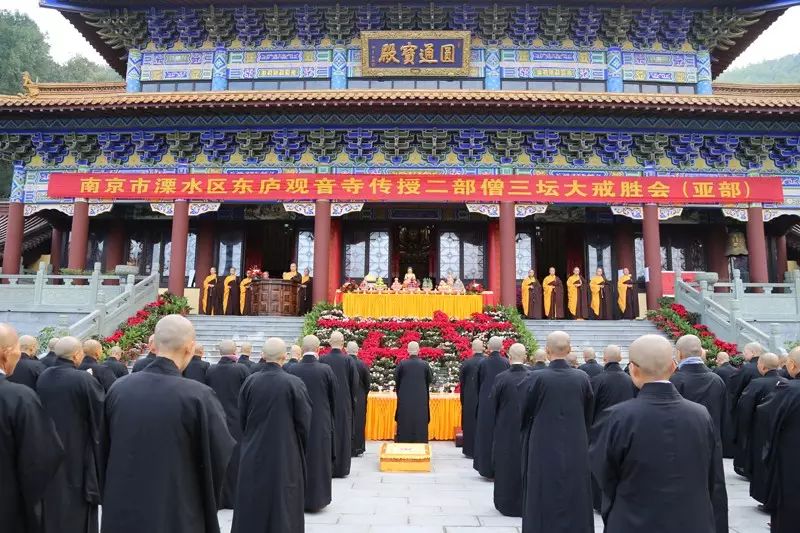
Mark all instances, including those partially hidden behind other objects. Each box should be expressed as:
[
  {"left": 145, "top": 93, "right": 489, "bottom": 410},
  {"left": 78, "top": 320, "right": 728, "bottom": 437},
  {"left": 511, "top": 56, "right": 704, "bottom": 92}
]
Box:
[
  {"left": 566, "top": 267, "right": 588, "bottom": 320},
  {"left": 283, "top": 262, "right": 302, "bottom": 283},
  {"left": 201, "top": 267, "right": 219, "bottom": 315},
  {"left": 617, "top": 267, "right": 639, "bottom": 319},
  {"left": 520, "top": 270, "right": 543, "bottom": 319},
  {"left": 223, "top": 267, "right": 240, "bottom": 315},
  {"left": 589, "top": 268, "right": 613, "bottom": 320},
  {"left": 542, "top": 267, "right": 564, "bottom": 319},
  {"left": 240, "top": 271, "right": 254, "bottom": 315}
]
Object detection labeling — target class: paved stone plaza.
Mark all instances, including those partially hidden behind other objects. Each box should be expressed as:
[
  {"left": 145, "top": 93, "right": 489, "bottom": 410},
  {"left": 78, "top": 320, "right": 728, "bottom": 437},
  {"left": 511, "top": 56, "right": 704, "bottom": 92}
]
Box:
[{"left": 217, "top": 441, "right": 768, "bottom": 533}]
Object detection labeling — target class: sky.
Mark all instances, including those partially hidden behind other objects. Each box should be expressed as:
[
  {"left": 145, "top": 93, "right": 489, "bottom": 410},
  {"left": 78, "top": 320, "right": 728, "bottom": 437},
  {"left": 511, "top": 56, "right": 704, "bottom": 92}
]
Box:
[{"left": 3, "top": 0, "right": 800, "bottom": 72}]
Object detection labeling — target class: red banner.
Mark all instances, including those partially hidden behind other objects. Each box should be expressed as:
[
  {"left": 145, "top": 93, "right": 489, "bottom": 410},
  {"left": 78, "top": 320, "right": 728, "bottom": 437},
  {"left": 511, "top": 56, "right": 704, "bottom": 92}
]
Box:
[{"left": 46, "top": 172, "right": 784, "bottom": 205}]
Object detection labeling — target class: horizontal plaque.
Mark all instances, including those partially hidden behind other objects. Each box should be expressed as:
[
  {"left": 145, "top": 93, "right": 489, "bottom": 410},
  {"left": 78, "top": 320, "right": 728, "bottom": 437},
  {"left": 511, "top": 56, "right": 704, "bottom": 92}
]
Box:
[{"left": 360, "top": 30, "right": 471, "bottom": 77}]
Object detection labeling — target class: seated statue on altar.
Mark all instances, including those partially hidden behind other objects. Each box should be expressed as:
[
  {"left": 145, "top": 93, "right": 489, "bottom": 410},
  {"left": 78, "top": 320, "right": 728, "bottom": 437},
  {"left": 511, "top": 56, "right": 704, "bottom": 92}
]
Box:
[
  {"left": 391, "top": 277, "right": 403, "bottom": 291},
  {"left": 375, "top": 277, "right": 387, "bottom": 291},
  {"left": 446, "top": 271, "right": 456, "bottom": 286},
  {"left": 452, "top": 278, "right": 466, "bottom": 294},
  {"left": 437, "top": 279, "right": 453, "bottom": 293},
  {"left": 282, "top": 262, "right": 302, "bottom": 283},
  {"left": 361, "top": 273, "right": 377, "bottom": 291},
  {"left": 403, "top": 267, "right": 417, "bottom": 287}
]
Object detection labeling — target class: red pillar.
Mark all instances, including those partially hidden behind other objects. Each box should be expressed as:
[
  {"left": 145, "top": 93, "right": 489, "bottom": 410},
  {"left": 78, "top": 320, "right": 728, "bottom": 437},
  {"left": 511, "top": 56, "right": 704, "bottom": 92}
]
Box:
[
  {"left": 312, "top": 200, "right": 331, "bottom": 304},
  {"left": 194, "top": 218, "right": 215, "bottom": 285},
  {"left": 746, "top": 205, "right": 769, "bottom": 284},
  {"left": 104, "top": 219, "right": 126, "bottom": 273},
  {"left": 328, "top": 219, "right": 342, "bottom": 302},
  {"left": 67, "top": 200, "right": 90, "bottom": 270},
  {"left": 775, "top": 234, "right": 788, "bottom": 283},
  {"left": 168, "top": 200, "right": 189, "bottom": 296},
  {"left": 613, "top": 223, "right": 635, "bottom": 278},
  {"left": 2, "top": 202, "right": 25, "bottom": 275},
  {"left": 50, "top": 227, "right": 63, "bottom": 274},
  {"left": 499, "top": 202, "right": 517, "bottom": 307},
  {"left": 706, "top": 224, "right": 730, "bottom": 283},
  {"left": 642, "top": 204, "right": 662, "bottom": 310},
  {"left": 487, "top": 220, "right": 500, "bottom": 296}
]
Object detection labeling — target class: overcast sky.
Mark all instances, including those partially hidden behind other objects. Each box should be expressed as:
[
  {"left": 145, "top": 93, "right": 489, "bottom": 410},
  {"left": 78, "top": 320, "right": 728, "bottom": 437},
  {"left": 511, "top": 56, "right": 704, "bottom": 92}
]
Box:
[{"left": 4, "top": 0, "right": 800, "bottom": 72}]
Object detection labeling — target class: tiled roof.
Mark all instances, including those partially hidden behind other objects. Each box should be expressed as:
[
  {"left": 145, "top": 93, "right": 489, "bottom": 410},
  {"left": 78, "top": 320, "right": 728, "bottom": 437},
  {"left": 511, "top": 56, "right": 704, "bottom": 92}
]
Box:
[{"left": 0, "top": 86, "right": 799, "bottom": 116}]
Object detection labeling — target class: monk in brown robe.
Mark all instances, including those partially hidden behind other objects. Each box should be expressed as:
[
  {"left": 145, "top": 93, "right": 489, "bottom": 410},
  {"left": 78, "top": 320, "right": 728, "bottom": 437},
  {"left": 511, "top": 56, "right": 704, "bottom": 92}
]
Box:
[
  {"left": 223, "top": 267, "right": 241, "bottom": 316},
  {"left": 566, "top": 267, "right": 588, "bottom": 320},
  {"left": 300, "top": 268, "right": 313, "bottom": 315},
  {"left": 589, "top": 268, "right": 613, "bottom": 320},
  {"left": 240, "top": 271, "right": 254, "bottom": 315},
  {"left": 201, "top": 267, "right": 219, "bottom": 315},
  {"left": 521, "top": 270, "right": 543, "bottom": 319},
  {"left": 543, "top": 267, "right": 564, "bottom": 319},
  {"left": 283, "top": 263, "right": 302, "bottom": 283},
  {"left": 617, "top": 267, "right": 639, "bottom": 319}
]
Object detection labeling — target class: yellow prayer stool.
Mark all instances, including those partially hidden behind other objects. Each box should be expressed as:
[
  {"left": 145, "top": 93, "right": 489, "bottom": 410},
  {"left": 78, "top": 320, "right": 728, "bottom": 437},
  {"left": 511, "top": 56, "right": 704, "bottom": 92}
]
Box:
[{"left": 379, "top": 443, "right": 432, "bottom": 472}]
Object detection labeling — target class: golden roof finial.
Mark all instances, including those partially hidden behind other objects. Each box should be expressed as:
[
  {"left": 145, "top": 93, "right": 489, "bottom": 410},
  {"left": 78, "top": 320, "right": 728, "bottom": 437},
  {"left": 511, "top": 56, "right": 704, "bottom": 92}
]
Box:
[{"left": 19, "top": 71, "right": 40, "bottom": 98}]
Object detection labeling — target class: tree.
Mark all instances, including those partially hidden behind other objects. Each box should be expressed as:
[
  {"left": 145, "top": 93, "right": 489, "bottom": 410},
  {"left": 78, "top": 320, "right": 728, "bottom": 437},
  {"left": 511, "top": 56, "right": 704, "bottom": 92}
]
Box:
[{"left": 718, "top": 53, "right": 800, "bottom": 84}]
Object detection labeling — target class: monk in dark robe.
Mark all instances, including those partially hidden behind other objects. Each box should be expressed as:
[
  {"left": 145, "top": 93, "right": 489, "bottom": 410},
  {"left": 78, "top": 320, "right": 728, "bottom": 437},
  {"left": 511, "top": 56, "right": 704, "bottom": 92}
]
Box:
[
  {"left": 237, "top": 342, "right": 256, "bottom": 371},
  {"left": 80, "top": 339, "right": 117, "bottom": 392},
  {"left": 736, "top": 352, "right": 783, "bottom": 503},
  {"left": 40, "top": 337, "right": 60, "bottom": 367},
  {"left": 201, "top": 267, "right": 219, "bottom": 315},
  {"left": 542, "top": 267, "right": 564, "bottom": 319},
  {"left": 320, "top": 331, "right": 358, "bottom": 477},
  {"left": 589, "top": 268, "right": 613, "bottom": 320},
  {"left": 520, "top": 270, "right": 543, "bottom": 319},
  {"left": 578, "top": 347, "right": 603, "bottom": 378},
  {"left": 206, "top": 339, "right": 251, "bottom": 509},
  {"left": 347, "top": 341, "right": 370, "bottom": 457},
  {"left": 458, "top": 339, "right": 484, "bottom": 458},
  {"left": 131, "top": 335, "right": 157, "bottom": 373},
  {"left": 37, "top": 336, "right": 105, "bottom": 533},
  {"left": 589, "top": 344, "right": 636, "bottom": 511},
  {"left": 0, "top": 323, "right": 64, "bottom": 533},
  {"left": 286, "top": 335, "right": 337, "bottom": 511},
  {"left": 101, "top": 315, "right": 235, "bottom": 533},
  {"left": 763, "top": 348, "right": 800, "bottom": 533},
  {"left": 528, "top": 349, "right": 547, "bottom": 371},
  {"left": 183, "top": 344, "right": 209, "bottom": 383},
  {"left": 729, "top": 342, "right": 765, "bottom": 474},
  {"left": 489, "top": 343, "right": 529, "bottom": 517},
  {"left": 8, "top": 335, "right": 45, "bottom": 389},
  {"left": 566, "top": 267, "right": 589, "bottom": 320},
  {"left": 283, "top": 344, "right": 301, "bottom": 372},
  {"left": 712, "top": 351, "right": 739, "bottom": 457},
  {"left": 473, "top": 336, "right": 511, "bottom": 477},
  {"left": 395, "top": 341, "right": 433, "bottom": 443},
  {"left": 616, "top": 267, "right": 639, "bottom": 319},
  {"left": 521, "top": 330, "right": 594, "bottom": 533},
  {"left": 103, "top": 346, "right": 129, "bottom": 378},
  {"left": 223, "top": 267, "right": 241, "bottom": 316},
  {"left": 239, "top": 272, "right": 253, "bottom": 316},
  {"left": 590, "top": 335, "right": 727, "bottom": 533},
  {"left": 669, "top": 335, "right": 729, "bottom": 532},
  {"left": 233, "top": 337, "right": 312, "bottom": 533}
]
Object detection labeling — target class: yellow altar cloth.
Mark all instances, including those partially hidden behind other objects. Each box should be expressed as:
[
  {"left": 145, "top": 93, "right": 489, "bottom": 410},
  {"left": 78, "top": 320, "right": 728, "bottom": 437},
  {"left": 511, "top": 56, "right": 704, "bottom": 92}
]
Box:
[
  {"left": 366, "top": 392, "right": 461, "bottom": 441},
  {"left": 342, "top": 292, "right": 483, "bottom": 319}
]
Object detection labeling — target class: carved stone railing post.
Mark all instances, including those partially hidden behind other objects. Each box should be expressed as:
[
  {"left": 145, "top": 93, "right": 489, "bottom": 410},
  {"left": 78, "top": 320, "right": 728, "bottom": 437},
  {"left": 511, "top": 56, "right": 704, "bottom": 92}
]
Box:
[
  {"left": 728, "top": 298, "right": 742, "bottom": 343},
  {"left": 732, "top": 269, "right": 744, "bottom": 300},
  {"left": 88, "top": 262, "right": 102, "bottom": 308},
  {"left": 792, "top": 271, "right": 800, "bottom": 315},
  {"left": 33, "top": 263, "right": 46, "bottom": 305},
  {"left": 768, "top": 323, "right": 782, "bottom": 354}
]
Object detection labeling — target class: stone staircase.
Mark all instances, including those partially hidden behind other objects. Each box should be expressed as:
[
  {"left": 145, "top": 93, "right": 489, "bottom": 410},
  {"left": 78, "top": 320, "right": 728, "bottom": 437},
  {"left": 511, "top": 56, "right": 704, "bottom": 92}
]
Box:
[
  {"left": 523, "top": 319, "right": 667, "bottom": 363},
  {"left": 187, "top": 315, "right": 305, "bottom": 363}
]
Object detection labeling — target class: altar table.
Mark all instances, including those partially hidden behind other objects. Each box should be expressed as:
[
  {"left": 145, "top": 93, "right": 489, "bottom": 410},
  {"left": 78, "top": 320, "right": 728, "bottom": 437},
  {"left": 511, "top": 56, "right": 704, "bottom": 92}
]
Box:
[
  {"left": 342, "top": 292, "right": 484, "bottom": 319},
  {"left": 366, "top": 392, "right": 461, "bottom": 441}
]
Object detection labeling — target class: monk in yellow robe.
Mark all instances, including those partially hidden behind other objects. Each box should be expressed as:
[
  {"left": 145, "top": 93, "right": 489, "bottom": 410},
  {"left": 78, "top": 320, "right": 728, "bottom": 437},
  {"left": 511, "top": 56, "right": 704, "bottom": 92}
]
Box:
[
  {"left": 299, "top": 267, "right": 313, "bottom": 314},
  {"left": 566, "top": 267, "right": 588, "bottom": 320},
  {"left": 222, "top": 267, "right": 240, "bottom": 315},
  {"left": 283, "top": 262, "right": 302, "bottom": 283},
  {"left": 542, "top": 267, "right": 564, "bottom": 319},
  {"left": 240, "top": 271, "right": 253, "bottom": 315},
  {"left": 201, "top": 267, "right": 219, "bottom": 315},
  {"left": 617, "top": 267, "right": 639, "bottom": 319},
  {"left": 589, "top": 268, "right": 612, "bottom": 320},
  {"left": 520, "top": 270, "right": 543, "bottom": 319}
]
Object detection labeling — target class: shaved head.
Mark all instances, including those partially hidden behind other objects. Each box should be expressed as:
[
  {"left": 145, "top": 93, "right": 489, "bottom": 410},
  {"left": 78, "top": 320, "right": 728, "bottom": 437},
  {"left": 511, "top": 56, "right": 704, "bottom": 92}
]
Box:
[
  {"left": 546, "top": 331, "right": 571, "bottom": 359},
  {"left": 582, "top": 347, "right": 595, "bottom": 362},
  {"left": 408, "top": 341, "right": 420, "bottom": 356},
  {"left": 715, "top": 351, "right": 730, "bottom": 366},
  {"left": 19, "top": 335, "right": 37, "bottom": 354},
  {"left": 153, "top": 314, "right": 195, "bottom": 371},
  {"left": 743, "top": 342, "right": 764, "bottom": 361},
  {"left": 48, "top": 337, "right": 60, "bottom": 351},
  {"left": 302, "top": 335, "right": 320, "bottom": 355},
  {"left": 240, "top": 342, "right": 252, "bottom": 356},
  {"left": 218, "top": 340, "right": 236, "bottom": 356},
  {"left": 109, "top": 346, "right": 123, "bottom": 359},
  {"left": 508, "top": 343, "right": 526, "bottom": 363},
  {"left": 629, "top": 334, "right": 676, "bottom": 387},
  {"left": 487, "top": 336, "right": 502, "bottom": 351},
  {"left": 566, "top": 352, "right": 578, "bottom": 367},
  {"left": 533, "top": 349, "right": 547, "bottom": 363},
  {"left": 675, "top": 335, "right": 703, "bottom": 360},
  {"left": 346, "top": 341, "right": 359, "bottom": 355},
  {"left": 786, "top": 347, "right": 800, "bottom": 378},
  {"left": 0, "top": 324, "right": 22, "bottom": 375},
  {"left": 83, "top": 339, "right": 102, "bottom": 359},
  {"left": 330, "top": 331, "right": 345, "bottom": 349},
  {"left": 56, "top": 336, "right": 84, "bottom": 364},
  {"left": 193, "top": 344, "right": 205, "bottom": 357},
  {"left": 603, "top": 345, "right": 622, "bottom": 363},
  {"left": 758, "top": 352, "right": 780, "bottom": 374},
  {"left": 262, "top": 338, "right": 287, "bottom": 363},
  {"left": 290, "top": 344, "right": 302, "bottom": 359},
  {"left": 472, "top": 339, "right": 485, "bottom": 353}
]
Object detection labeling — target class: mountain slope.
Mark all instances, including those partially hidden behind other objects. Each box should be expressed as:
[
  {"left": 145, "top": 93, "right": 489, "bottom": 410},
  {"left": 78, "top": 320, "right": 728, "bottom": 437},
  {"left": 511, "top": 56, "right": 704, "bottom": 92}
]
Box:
[{"left": 718, "top": 53, "right": 800, "bottom": 84}]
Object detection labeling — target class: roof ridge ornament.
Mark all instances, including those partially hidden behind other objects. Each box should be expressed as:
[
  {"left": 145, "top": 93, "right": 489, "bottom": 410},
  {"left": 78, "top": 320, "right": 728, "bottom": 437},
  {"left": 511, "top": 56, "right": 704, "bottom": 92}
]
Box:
[{"left": 18, "top": 72, "right": 40, "bottom": 99}]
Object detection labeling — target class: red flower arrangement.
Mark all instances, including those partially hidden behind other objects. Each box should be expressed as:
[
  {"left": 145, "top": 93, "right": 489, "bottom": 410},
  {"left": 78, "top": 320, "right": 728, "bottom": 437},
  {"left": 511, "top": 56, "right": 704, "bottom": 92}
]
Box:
[{"left": 100, "top": 293, "right": 190, "bottom": 355}]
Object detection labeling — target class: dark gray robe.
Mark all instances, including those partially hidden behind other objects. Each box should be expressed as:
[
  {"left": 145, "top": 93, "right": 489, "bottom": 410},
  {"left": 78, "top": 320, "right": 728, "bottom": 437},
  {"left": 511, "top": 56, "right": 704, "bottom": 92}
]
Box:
[
  {"left": 287, "top": 354, "right": 337, "bottom": 511},
  {"left": 763, "top": 380, "right": 800, "bottom": 533},
  {"left": 182, "top": 356, "right": 210, "bottom": 383},
  {"left": 473, "top": 351, "right": 510, "bottom": 477},
  {"left": 0, "top": 374, "right": 64, "bottom": 533},
  {"left": 233, "top": 363, "right": 311, "bottom": 533},
  {"left": 712, "top": 362, "right": 739, "bottom": 458},
  {"left": 521, "top": 358, "right": 594, "bottom": 533},
  {"left": 37, "top": 358, "right": 105, "bottom": 533},
  {"left": 8, "top": 353, "right": 45, "bottom": 389},
  {"left": 735, "top": 370, "right": 780, "bottom": 480},
  {"left": 578, "top": 359, "right": 603, "bottom": 378},
  {"left": 103, "top": 358, "right": 129, "bottom": 379},
  {"left": 394, "top": 355, "right": 433, "bottom": 443},
  {"left": 590, "top": 382, "right": 727, "bottom": 533},
  {"left": 40, "top": 351, "right": 58, "bottom": 368},
  {"left": 670, "top": 363, "right": 729, "bottom": 446},
  {"left": 320, "top": 348, "right": 358, "bottom": 477},
  {"left": 131, "top": 352, "right": 157, "bottom": 373},
  {"left": 458, "top": 353, "right": 483, "bottom": 458},
  {"left": 78, "top": 355, "right": 117, "bottom": 392},
  {"left": 529, "top": 361, "right": 547, "bottom": 372},
  {"left": 351, "top": 355, "right": 370, "bottom": 456},
  {"left": 101, "top": 357, "right": 235, "bottom": 533},
  {"left": 237, "top": 355, "right": 255, "bottom": 371},
  {"left": 729, "top": 357, "right": 761, "bottom": 475},
  {"left": 489, "top": 364, "right": 529, "bottom": 517},
  {"left": 205, "top": 357, "right": 251, "bottom": 509}
]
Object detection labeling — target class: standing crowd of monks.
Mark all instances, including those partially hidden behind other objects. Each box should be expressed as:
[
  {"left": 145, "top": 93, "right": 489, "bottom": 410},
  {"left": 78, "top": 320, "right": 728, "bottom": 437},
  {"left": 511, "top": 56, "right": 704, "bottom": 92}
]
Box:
[
  {"left": 459, "top": 332, "right": 800, "bottom": 533},
  {"left": 3, "top": 314, "right": 800, "bottom": 533},
  {"left": 521, "top": 266, "right": 638, "bottom": 320}
]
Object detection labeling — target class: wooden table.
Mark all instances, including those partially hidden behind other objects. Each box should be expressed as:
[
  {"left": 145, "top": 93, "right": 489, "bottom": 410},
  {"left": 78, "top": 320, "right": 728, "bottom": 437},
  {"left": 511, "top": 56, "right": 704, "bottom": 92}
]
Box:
[
  {"left": 366, "top": 392, "right": 461, "bottom": 441},
  {"left": 250, "top": 279, "right": 299, "bottom": 316}
]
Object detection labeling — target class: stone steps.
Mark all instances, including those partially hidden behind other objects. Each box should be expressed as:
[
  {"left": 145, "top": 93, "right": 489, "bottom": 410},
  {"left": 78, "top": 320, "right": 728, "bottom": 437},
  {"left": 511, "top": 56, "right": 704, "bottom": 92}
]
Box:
[{"left": 187, "top": 315, "right": 305, "bottom": 363}]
